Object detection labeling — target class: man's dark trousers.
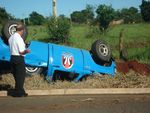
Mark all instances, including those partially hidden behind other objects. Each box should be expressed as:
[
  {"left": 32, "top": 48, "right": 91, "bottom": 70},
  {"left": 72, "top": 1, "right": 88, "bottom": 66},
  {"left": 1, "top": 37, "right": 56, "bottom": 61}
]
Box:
[{"left": 10, "top": 55, "right": 26, "bottom": 95}]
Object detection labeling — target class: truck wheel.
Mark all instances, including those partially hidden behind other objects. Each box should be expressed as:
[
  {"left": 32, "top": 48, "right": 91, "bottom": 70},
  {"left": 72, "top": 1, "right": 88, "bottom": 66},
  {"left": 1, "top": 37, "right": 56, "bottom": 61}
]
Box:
[
  {"left": 25, "top": 66, "right": 43, "bottom": 76},
  {"left": 1, "top": 21, "right": 28, "bottom": 44},
  {"left": 91, "top": 40, "right": 111, "bottom": 63}
]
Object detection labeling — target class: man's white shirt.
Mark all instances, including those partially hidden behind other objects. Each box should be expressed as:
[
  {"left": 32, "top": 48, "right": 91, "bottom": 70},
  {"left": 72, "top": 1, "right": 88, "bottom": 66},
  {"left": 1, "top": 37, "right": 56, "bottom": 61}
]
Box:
[{"left": 8, "top": 32, "right": 26, "bottom": 56}]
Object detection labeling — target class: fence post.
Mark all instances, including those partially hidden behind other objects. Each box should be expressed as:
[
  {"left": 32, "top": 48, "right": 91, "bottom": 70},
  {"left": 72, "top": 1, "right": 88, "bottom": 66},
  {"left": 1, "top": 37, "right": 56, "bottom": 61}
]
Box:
[{"left": 119, "top": 29, "right": 128, "bottom": 61}]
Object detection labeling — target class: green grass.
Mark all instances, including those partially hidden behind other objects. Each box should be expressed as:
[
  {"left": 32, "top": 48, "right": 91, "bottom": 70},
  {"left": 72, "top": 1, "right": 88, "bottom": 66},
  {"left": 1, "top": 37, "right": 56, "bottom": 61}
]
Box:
[
  {"left": 104, "top": 24, "right": 150, "bottom": 43},
  {"left": 69, "top": 24, "right": 99, "bottom": 49},
  {"left": 1, "top": 23, "right": 149, "bottom": 63},
  {"left": 128, "top": 47, "right": 150, "bottom": 64},
  {"left": 70, "top": 24, "right": 150, "bottom": 63},
  {"left": 26, "top": 25, "right": 49, "bottom": 42},
  {"left": 104, "top": 24, "right": 150, "bottom": 63}
]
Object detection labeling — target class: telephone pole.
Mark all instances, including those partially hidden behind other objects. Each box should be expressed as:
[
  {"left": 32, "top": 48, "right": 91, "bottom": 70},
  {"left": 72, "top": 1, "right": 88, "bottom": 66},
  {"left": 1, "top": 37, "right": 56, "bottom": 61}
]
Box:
[{"left": 52, "top": 0, "right": 57, "bottom": 17}]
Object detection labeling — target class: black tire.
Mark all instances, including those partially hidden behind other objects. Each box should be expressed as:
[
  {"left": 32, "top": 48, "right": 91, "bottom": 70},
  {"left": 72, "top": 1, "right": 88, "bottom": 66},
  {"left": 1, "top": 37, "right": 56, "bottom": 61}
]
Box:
[
  {"left": 1, "top": 21, "right": 28, "bottom": 45},
  {"left": 25, "top": 66, "right": 43, "bottom": 76},
  {"left": 91, "top": 40, "right": 111, "bottom": 63}
]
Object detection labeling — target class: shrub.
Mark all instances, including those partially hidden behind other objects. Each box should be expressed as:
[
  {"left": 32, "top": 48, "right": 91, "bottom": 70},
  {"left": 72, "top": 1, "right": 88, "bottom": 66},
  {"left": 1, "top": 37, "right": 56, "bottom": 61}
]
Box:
[{"left": 47, "top": 16, "right": 71, "bottom": 43}]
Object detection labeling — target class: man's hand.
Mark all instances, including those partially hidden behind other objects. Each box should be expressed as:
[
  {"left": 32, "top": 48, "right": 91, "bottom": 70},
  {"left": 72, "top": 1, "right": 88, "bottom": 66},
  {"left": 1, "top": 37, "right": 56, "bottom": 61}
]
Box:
[
  {"left": 19, "top": 49, "right": 30, "bottom": 55},
  {"left": 25, "top": 49, "right": 30, "bottom": 54}
]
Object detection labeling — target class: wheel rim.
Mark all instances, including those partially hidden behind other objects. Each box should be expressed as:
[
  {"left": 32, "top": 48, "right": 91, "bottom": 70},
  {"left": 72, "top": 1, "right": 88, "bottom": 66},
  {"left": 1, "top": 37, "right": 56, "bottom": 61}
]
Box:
[
  {"left": 25, "top": 66, "right": 39, "bottom": 73},
  {"left": 8, "top": 24, "right": 17, "bottom": 36},
  {"left": 98, "top": 44, "right": 109, "bottom": 56}
]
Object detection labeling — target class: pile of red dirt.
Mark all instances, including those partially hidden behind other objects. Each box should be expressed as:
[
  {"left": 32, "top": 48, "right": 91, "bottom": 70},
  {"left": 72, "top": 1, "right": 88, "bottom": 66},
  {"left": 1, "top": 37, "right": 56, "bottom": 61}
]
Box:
[{"left": 116, "top": 60, "right": 150, "bottom": 76}]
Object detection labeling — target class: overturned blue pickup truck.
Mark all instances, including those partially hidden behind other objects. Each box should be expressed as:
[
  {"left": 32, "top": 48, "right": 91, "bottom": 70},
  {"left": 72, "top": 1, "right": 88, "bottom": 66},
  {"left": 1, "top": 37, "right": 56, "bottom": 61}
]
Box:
[{"left": 0, "top": 21, "right": 116, "bottom": 82}]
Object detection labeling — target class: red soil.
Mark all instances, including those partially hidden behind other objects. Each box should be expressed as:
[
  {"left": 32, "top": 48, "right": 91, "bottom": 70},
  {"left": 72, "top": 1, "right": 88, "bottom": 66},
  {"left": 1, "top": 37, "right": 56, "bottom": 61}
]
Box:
[{"left": 116, "top": 60, "right": 150, "bottom": 76}]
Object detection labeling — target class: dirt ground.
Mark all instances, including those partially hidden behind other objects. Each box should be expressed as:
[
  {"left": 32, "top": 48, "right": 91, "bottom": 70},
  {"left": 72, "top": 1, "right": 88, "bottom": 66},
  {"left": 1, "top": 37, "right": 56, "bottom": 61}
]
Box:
[
  {"left": 116, "top": 60, "right": 150, "bottom": 75},
  {"left": 0, "top": 60, "right": 150, "bottom": 90}
]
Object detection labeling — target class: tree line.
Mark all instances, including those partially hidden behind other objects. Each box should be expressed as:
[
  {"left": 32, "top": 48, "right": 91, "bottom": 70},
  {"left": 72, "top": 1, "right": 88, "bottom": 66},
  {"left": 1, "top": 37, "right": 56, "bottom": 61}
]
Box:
[{"left": 0, "top": 0, "right": 150, "bottom": 34}]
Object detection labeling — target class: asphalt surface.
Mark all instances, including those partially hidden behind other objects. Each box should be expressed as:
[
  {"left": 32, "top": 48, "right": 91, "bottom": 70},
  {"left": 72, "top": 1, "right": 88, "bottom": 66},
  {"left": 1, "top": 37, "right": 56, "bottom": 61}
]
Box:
[{"left": 0, "top": 94, "right": 150, "bottom": 113}]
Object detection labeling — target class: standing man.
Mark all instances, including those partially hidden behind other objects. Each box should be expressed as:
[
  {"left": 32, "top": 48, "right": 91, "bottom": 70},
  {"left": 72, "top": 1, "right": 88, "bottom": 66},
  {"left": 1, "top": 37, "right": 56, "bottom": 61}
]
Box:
[{"left": 8, "top": 23, "right": 30, "bottom": 97}]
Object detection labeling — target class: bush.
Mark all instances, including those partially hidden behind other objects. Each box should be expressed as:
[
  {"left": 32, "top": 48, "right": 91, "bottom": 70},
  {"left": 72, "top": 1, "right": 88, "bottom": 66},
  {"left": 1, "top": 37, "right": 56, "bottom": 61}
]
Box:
[{"left": 47, "top": 16, "right": 71, "bottom": 43}]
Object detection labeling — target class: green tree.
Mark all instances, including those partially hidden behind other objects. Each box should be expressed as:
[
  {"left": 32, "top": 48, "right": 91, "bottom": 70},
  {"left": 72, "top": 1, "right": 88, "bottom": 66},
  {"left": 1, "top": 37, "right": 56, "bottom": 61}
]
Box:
[
  {"left": 96, "top": 4, "right": 115, "bottom": 32},
  {"left": 140, "top": 0, "right": 150, "bottom": 22},
  {"left": 120, "top": 7, "right": 140, "bottom": 23},
  {"left": 70, "top": 4, "right": 94, "bottom": 24},
  {"left": 129, "top": 7, "right": 142, "bottom": 23},
  {"left": 0, "top": 7, "right": 12, "bottom": 24},
  {"left": 71, "top": 11, "right": 86, "bottom": 23},
  {"left": 84, "top": 4, "right": 95, "bottom": 23},
  {"left": 47, "top": 16, "right": 71, "bottom": 43},
  {"left": 29, "top": 11, "right": 45, "bottom": 25}
]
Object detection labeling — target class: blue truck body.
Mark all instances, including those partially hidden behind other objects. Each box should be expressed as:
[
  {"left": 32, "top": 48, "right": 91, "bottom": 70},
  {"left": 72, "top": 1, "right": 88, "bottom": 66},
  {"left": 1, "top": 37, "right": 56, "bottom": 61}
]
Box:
[{"left": 0, "top": 37, "right": 115, "bottom": 81}]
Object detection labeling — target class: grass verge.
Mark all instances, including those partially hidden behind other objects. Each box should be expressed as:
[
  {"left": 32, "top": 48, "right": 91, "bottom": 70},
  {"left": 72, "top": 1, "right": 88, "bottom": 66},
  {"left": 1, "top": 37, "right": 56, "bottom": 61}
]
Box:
[{"left": 26, "top": 23, "right": 150, "bottom": 63}]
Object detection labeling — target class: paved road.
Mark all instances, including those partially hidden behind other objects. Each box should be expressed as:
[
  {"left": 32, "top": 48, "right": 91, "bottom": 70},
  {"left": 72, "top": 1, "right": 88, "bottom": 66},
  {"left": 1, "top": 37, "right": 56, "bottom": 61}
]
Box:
[{"left": 0, "top": 94, "right": 150, "bottom": 113}]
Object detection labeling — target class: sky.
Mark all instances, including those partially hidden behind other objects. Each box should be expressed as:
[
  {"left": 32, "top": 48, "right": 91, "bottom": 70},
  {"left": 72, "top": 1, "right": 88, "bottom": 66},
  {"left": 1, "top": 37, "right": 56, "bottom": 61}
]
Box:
[{"left": 0, "top": 0, "right": 142, "bottom": 19}]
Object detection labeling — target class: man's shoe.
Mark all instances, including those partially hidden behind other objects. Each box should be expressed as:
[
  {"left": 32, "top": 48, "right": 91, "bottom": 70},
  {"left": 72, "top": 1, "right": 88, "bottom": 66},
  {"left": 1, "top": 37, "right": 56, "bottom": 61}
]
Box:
[
  {"left": 22, "top": 93, "right": 28, "bottom": 97},
  {"left": 8, "top": 89, "right": 28, "bottom": 97},
  {"left": 12, "top": 93, "right": 28, "bottom": 97}
]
